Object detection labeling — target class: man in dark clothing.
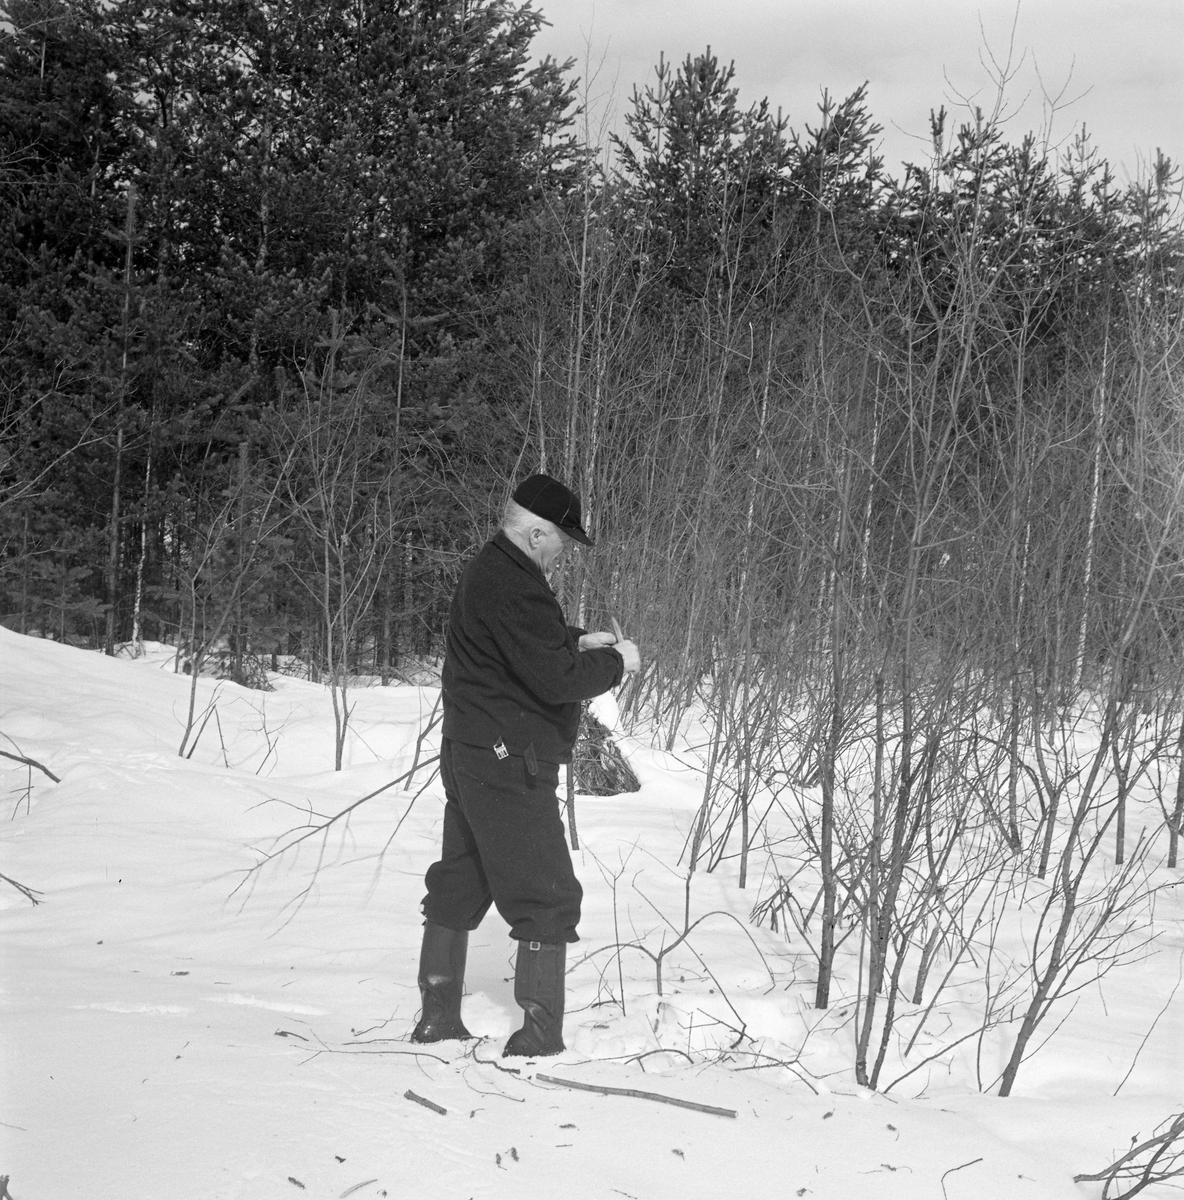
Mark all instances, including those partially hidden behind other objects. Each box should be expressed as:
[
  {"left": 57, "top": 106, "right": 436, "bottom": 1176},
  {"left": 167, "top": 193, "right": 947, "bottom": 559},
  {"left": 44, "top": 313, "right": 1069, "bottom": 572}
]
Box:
[{"left": 412, "top": 474, "right": 640, "bottom": 1057}]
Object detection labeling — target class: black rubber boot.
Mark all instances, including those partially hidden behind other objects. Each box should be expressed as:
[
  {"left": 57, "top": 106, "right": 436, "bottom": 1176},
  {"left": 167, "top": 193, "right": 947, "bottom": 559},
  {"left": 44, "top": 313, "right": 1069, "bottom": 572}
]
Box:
[
  {"left": 411, "top": 920, "right": 473, "bottom": 1043},
  {"left": 503, "top": 940, "right": 566, "bottom": 1057}
]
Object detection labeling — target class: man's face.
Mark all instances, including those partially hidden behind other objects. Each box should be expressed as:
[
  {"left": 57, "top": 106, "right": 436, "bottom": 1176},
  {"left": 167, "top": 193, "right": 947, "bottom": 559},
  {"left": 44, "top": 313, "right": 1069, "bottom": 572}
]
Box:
[{"left": 533, "top": 522, "right": 572, "bottom": 573}]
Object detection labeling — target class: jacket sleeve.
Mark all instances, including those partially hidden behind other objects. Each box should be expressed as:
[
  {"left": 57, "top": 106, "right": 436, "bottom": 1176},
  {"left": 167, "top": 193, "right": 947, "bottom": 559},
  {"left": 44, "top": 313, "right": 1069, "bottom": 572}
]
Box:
[{"left": 488, "top": 585, "right": 622, "bottom": 705}]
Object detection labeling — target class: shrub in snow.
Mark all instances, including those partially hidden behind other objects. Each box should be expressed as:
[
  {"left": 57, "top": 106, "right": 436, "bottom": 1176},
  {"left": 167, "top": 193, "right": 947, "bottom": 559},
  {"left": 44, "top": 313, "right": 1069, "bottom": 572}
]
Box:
[{"left": 573, "top": 703, "right": 639, "bottom": 796}]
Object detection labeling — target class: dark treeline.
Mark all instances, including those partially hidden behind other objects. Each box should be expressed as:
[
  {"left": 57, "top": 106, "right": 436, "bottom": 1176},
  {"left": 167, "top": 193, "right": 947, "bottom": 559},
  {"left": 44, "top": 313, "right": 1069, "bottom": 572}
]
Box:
[
  {"left": 2, "top": 0, "right": 1177, "bottom": 691},
  {"left": 3, "top": 0, "right": 1181, "bottom": 733},
  {"left": 5, "top": 0, "right": 1184, "bottom": 1089},
  {"left": 2, "top": 0, "right": 577, "bottom": 674}
]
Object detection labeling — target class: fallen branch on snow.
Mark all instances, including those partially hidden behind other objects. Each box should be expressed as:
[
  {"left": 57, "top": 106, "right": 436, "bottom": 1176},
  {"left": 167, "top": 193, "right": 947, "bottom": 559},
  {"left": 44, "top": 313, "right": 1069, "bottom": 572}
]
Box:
[
  {"left": 0, "top": 871, "right": 43, "bottom": 905},
  {"left": 536, "top": 1073, "right": 737, "bottom": 1118},
  {"left": 0, "top": 748, "right": 60, "bottom": 782},
  {"left": 940, "top": 1157, "right": 983, "bottom": 1200},
  {"left": 339, "top": 1181, "right": 379, "bottom": 1198},
  {"left": 1074, "top": 1111, "right": 1184, "bottom": 1198},
  {"left": 404, "top": 1089, "right": 446, "bottom": 1115}
]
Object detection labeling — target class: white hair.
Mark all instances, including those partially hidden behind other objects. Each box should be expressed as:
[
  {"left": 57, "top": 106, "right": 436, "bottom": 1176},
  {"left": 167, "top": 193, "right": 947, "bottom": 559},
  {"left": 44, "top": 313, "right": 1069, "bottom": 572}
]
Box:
[{"left": 502, "top": 497, "right": 551, "bottom": 537}]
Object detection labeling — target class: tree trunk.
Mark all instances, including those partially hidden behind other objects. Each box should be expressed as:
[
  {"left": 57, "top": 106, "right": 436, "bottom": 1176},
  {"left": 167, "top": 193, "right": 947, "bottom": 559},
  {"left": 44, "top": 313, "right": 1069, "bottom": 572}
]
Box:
[
  {"left": 130, "top": 437, "right": 153, "bottom": 654},
  {"left": 1170, "top": 714, "right": 1184, "bottom": 870},
  {"left": 105, "top": 183, "right": 137, "bottom": 655}
]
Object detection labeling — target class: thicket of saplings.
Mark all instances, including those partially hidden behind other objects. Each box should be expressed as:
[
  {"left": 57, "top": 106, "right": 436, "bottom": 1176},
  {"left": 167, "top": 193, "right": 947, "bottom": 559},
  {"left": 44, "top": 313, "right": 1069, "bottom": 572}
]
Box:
[
  {"left": 561, "top": 137, "right": 1182, "bottom": 1103},
  {"left": 3, "top": 4, "right": 1181, "bottom": 1107}
]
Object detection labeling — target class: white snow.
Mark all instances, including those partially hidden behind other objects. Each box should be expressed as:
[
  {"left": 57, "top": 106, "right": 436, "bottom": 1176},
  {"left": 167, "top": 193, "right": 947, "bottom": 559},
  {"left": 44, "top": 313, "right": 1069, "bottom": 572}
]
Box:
[{"left": 1, "top": 625, "right": 1181, "bottom": 1199}]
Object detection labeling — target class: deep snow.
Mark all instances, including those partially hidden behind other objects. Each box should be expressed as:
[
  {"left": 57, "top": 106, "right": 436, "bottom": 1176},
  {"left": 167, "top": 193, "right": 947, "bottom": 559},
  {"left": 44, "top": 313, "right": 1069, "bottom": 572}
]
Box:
[{"left": 1, "top": 625, "right": 1181, "bottom": 1199}]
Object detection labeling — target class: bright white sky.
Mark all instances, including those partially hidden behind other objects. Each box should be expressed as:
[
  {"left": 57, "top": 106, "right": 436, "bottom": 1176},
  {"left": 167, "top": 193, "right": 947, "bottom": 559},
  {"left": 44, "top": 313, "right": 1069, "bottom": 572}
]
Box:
[{"left": 532, "top": 0, "right": 1183, "bottom": 184}]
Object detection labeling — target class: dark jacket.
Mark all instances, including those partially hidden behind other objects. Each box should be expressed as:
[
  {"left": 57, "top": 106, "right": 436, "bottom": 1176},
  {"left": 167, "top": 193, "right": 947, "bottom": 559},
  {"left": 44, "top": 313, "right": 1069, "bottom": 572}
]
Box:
[{"left": 441, "top": 531, "right": 624, "bottom": 763}]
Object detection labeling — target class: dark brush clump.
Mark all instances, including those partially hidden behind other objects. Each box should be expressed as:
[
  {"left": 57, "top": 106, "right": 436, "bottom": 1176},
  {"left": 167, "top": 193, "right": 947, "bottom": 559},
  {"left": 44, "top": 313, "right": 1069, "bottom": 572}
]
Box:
[{"left": 573, "top": 704, "right": 640, "bottom": 796}]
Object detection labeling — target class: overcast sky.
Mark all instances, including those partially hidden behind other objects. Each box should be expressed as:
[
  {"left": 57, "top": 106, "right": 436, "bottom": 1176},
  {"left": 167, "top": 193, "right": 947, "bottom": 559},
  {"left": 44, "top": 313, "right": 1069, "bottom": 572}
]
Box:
[{"left": 531, "top": 0, "right": 1183, "bottom": 183}]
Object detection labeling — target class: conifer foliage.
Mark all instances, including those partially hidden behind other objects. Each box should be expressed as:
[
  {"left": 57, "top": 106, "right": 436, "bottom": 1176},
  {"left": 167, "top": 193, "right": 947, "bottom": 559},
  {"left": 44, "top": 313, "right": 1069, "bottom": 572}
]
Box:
[{"left": 1, "top": 0, "right": 575, "bottom": 665}]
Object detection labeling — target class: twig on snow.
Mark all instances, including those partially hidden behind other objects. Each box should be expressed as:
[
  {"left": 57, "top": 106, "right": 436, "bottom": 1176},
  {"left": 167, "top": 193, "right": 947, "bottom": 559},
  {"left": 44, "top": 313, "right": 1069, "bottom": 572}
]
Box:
[
  {"left": 624, "top": 1048, "right": 696, "bottom": 1068},
  {"left": 460, "top": 1065, "right": 526, "bottom": 1103},
  {"left": 314, "top": 1036, "right": 451, "bottom": 1065},
  {"left": 340, "top": 1047, "right": 451, "bottom": 1063},
  {"left": 1073, "top": 1110, "right": 1184, "bottom": 1197},
  {"left": 470, "top": 1041, "right": 523, "bottom": 1075},
  {"left": 536, "top": 1073, "right": 737, "bottom": 1118},
  {"left": 940, "top": 1157, "right": 983, "bottom": 1200},
  {"left": 339, "top": 1181, "right": 379, "bottom": 1198},
  {"left": 0, "top": 871, "right": 43, "bottom": 905},
  {"left": 404, "top": 1089, "right": 447, "bottom": 1115},
  {"left": 0, "top": 749, "right": 60, "bottom": 782},
  {"left": 724, "top": 1050, "right": 821, "bottom": 1094}
]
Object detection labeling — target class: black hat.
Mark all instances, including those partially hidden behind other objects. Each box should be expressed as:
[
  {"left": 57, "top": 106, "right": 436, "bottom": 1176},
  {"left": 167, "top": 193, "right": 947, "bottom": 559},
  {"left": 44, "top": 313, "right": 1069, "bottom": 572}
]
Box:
[{"left": 513, "top": 473, "right": 593, "bottom": 546}]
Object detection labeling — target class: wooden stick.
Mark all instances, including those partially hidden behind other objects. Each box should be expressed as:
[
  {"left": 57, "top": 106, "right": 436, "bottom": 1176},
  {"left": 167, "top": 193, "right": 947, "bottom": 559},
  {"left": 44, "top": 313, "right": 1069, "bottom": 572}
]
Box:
[
  {"left": 940, "top": 1157, "right": 983, "bottom": 1200},
  {"left": 403, "top": 1089, "right": 446, "bottom": 1115},
  {"left": 536, "top": 1073, "right": 737, "bottom": 1118},
  {"left": 0, "top": 871, "right": 43, "bottom": 905},
  {"left": 611, "top": 617, "right": 625, "bottom": 644},
  {"left": 565, "top": 761, "right": 579, "bottom": 850},
  {"left": 0, "top": 749, "right": 60, "bottom": 782}
]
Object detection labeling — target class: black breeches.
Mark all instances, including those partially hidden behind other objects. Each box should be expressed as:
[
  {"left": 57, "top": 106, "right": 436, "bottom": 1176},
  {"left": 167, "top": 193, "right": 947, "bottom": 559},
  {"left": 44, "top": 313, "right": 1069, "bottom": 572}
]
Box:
[{"left": 421, "top": 738, "right": 582, "bottom": 944}]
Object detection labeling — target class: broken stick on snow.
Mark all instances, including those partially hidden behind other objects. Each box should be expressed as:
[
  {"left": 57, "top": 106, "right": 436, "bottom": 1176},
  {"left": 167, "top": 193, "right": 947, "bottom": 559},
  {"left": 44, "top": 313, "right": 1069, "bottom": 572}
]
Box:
[
  {"left": 404, "top": 1089, "right": 447, "bottom": 1115},
  {"left": 536, "top": 1074, "right": 737, "bottom": 1119}
]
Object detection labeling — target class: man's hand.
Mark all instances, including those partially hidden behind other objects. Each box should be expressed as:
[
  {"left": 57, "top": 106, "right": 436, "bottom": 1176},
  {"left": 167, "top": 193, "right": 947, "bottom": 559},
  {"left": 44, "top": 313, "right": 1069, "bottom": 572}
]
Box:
[
  {"left": 614, "top": 639, "right": 641, "bottom": 674},
  {"left": 578, "top": 629, "right": 640, "bottom": 674},
  {"left": 578, "top": 631, "right": 618, "bottom": 651}
]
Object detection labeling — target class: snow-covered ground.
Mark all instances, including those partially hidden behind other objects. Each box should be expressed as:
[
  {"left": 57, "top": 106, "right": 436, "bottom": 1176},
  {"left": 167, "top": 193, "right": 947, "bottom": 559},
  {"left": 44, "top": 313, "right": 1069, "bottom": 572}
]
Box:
[{"left": 1, "top": 625, "right": 1181, "bottom": 1199}]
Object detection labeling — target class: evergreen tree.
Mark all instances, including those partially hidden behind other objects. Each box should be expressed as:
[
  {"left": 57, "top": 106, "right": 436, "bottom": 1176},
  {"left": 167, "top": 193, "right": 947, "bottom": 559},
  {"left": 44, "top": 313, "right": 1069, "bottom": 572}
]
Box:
[
  {"left": 0, "top": 0, "right": 579, "bottom": 652},
  {"left": 614, "top": 49, "right": 794, "bottom": 297}
]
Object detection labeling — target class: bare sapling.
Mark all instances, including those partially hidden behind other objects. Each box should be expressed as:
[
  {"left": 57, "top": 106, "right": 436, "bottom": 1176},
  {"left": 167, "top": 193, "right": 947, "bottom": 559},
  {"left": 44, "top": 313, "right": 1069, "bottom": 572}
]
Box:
[
  {"left": 1168, "top": 714, "right": 1184, "bottom": 869},
  {"left": 994, "top": 708, "right": 1161, "bottom": 1096},
  {"left": 232, "top": 752, "right": 441, "bottom": 920},
  {"left": 998, "top": 385, "right": 1184, "bottom": 1090},
  {"left": 581, "top": 845, "right": 775, "bottom": 1013},
  {"left": 278, "top": 346, "right": 405, "bottom": 770},
  {"left": 1074, "top": 1110, "right": 1184, "bottom": 1197},
  {"left": 175, "top": 448, "right": 293, "bottom": 757}
]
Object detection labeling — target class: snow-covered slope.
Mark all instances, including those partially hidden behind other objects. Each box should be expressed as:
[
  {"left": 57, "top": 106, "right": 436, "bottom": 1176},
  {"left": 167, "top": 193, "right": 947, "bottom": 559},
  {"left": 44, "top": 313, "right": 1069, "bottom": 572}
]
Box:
[{"left": 1, "top": 626, "right": 1179, "bottom": 1198}]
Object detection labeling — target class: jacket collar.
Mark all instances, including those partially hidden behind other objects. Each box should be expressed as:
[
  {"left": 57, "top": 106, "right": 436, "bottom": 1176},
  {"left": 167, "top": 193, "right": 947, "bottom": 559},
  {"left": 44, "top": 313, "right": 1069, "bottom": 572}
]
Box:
[{"left": 492, "top": 529, "right": 551, "bottom": 588}]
